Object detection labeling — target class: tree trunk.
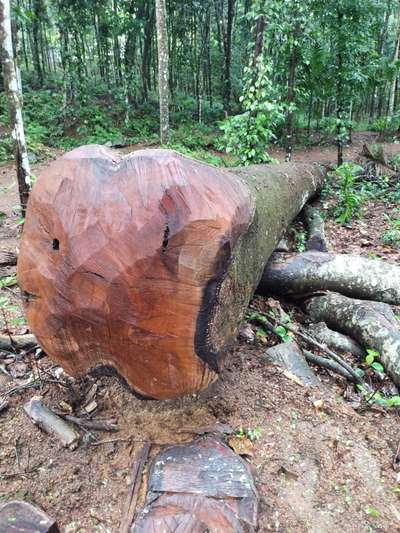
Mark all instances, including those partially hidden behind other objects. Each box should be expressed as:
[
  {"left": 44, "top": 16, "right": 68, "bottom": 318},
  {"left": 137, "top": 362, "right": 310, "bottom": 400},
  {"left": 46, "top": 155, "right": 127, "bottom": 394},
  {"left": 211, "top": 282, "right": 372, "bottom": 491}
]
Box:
[
  {"left": 389, "top": 0, "right": 400, "bottom": 117},
  {"left": 285, "top": 21, "right": 300, "bottom": 162},
  {"left": 17, "top": 147, "right": 324, "bottom": 400},
  {"left": 0, "top": 0, "right": 31, "bottom": 215},
  {"left": 258, "top": 251, "right": 400, "bottom": 305},
  {"left": 303, "top": 205, "right": 329, "bottom": 252},
  {"left": 306, "top": 293, "right": 400, "bottom": 388},
  {"left": 155, "top": 0, "right": 169, "bottom": 144}
]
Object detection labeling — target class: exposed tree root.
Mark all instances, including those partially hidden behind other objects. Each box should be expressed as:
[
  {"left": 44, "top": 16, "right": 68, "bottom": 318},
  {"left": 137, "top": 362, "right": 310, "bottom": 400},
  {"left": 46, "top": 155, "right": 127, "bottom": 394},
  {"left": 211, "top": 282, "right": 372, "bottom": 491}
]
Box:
[
  {"left": 259, "top": 251, "right": 400, "bottom": 305},
  {"left": 306, "top": 293, "right": 400, "bottom": 387}
]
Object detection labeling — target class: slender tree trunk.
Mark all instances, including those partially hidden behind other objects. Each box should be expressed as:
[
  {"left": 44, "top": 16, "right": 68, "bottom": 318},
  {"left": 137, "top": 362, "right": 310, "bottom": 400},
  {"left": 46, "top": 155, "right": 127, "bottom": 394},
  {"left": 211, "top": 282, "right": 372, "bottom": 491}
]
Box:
[
  {"left": 155, "top": 0, "right": 169, "bottom": 144},
  {"left": 31, "top": 0, "right": 43, "bottom": 86},
  {"left": 223, "top": 0, "right": 235, "bottom": 112},
  {"left": 285, "top": 21, "right": 300, "bottom": 162},
  {"left": 0, "top": 0, "right": 31, "bottom": 214},
  {"left": 389, "top": 0, "right": 400, "bottom": 117},
  {"left": 336, "top": 8, "right": 344, "bottom": 167}
]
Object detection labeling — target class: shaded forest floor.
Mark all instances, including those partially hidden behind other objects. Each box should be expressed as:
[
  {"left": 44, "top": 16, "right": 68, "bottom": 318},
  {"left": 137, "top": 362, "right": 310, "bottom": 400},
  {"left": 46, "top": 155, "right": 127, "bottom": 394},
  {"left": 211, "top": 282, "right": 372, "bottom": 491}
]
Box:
[{"left": 0, "top": 132, "right": 400, "bottom": 532}]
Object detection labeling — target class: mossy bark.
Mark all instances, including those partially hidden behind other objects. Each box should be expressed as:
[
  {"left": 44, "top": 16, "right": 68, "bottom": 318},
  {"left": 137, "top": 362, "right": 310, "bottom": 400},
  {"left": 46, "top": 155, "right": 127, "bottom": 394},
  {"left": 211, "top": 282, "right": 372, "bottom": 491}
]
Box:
[{"left": 208, "top": 163, "right": 325, "bottom": 356}]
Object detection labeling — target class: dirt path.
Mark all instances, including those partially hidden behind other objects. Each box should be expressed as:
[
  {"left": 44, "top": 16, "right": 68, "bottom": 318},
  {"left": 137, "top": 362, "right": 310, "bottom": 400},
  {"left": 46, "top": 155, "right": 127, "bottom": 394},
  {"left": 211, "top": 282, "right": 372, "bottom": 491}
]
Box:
[{"left": 1, "top": 135, "right": 400, "bottom": 532}]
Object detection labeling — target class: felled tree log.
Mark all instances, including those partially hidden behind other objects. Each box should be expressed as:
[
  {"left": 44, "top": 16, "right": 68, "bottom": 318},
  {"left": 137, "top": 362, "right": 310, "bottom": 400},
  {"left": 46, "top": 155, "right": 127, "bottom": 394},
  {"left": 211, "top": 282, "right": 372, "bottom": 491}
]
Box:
[
  {"left": 302, "top": 205, "right": 328, "bottom": 252},
  {"left": 259, "top": 251, "right": 400, "bottom": 305},
  {"left": 132, "top": 435, "right": 258, "bottom": 532},
  {"left": 17, "top": 146, "right": 324, "bottom": 399},
  {"left": 306, "top": 293, "right": 400, "bottom": 386},
  {"left": 362, "top": 143, "right": 400, "bottom": 170}
]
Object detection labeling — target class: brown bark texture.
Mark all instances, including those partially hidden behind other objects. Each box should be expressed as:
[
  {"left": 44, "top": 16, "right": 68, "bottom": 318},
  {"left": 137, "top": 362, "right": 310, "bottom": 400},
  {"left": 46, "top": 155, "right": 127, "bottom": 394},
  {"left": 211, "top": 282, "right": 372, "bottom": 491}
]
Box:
[{"left": 17, "top": 146, "right": 324, "bottom": 399}]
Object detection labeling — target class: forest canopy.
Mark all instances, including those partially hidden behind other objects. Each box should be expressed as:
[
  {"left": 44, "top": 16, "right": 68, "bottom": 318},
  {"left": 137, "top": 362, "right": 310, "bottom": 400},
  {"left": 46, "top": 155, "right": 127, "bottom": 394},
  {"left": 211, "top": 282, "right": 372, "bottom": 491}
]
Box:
[{"left": 0, "top": 0, "right": 399, "bottom": 166}]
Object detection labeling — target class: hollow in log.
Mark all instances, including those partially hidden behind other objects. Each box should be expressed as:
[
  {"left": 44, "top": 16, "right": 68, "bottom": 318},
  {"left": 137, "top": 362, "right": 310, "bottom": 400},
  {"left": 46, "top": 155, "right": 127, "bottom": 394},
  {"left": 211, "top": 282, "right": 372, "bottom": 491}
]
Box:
[
  {"left": 259, "top": 251, "right": 400, "bottom": 305},
  {"left": 17, "top": 146, "right": 324, "bottom": 399}
]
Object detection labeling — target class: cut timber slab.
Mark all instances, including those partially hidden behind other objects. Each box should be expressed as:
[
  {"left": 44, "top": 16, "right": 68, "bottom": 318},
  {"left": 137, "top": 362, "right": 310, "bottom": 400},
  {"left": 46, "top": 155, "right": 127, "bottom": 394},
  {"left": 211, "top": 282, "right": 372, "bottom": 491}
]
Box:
[
  {"left": 0, "top": 500, "right": 59, "bottom": 532},
  {"left": 132, "top": 435, "right": 258, "bottom": 532},
  {"left": 18, "top": 146, "right": 324, "bottom": 399}
]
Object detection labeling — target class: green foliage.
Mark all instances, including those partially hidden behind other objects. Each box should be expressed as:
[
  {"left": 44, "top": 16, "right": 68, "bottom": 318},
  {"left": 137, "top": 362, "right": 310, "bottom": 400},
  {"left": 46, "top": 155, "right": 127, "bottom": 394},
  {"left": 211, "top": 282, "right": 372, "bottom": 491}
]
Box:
[
  {"left": 220, "top": 58, "right": 283, "bottom": 165},
  {"left": 381, "top": 213, "right": 400, "bottom": 248},
  {"left": 364, "top": 348, "right": 384, "bottom": 374},
  {"left": 294, "top": 229, "right": 306, "bottom": 252},
  {"left": 236, "top": 426, "right": 262, "bottom": 441},
  {"left": 274, "top": 325, "right": 291, "bottom": 343},
  {"left": 334, "top": 163, "right": 364, "bottom": 224}
]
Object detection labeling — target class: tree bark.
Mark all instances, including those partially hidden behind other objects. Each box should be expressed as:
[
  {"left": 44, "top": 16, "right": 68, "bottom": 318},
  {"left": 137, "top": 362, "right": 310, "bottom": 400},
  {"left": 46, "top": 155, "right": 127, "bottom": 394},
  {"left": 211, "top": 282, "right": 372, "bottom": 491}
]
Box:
[
  {"left": 155, "top": 0, "right": 169, "bottom": 143},
  {"left": 306, "top": 293, "right": 400, "bottom": 388},
  {"left": 306, "top": 322, "right": 364, "bottom": 359},
  {"left": 285, "top": 21, "right": 300, "bottom": 162},
  {"left": 0, "top": 0, "right": 31, "bottom": 215},
  {"left": 17, "top": 147, "right": 324, "bottom": 400},
  {"left": 388, "top": 0, "right": 400, "bottom": 117},
  {"left": 259, "top": 251, "right": 400, "bottom": 305},
  {"left": 302, "top": 205, "right": 328, "bottom": 252}
]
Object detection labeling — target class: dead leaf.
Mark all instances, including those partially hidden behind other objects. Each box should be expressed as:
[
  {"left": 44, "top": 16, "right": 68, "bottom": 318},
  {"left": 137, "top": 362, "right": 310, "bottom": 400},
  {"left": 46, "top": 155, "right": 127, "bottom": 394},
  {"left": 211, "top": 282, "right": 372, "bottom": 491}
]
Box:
[{"left": 227, "top": 436, "right": 254, "bottom": 457}]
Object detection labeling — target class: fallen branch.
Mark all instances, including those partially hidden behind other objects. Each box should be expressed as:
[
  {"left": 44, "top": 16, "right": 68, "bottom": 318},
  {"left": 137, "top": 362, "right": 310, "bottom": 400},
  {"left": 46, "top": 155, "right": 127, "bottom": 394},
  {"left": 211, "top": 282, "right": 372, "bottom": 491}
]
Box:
[
  {"left": 0, "top": 333, "right": 38, "bottom": 353},
  {"left": 24, "top": 396, "right": 80, "bottom": 450},
  {"left": 259, "top": 251, "right": 400, "bottom": 305},
  {"left": 120, "top": 441, "right": 151, "bottom": 533},
  {"left": 303, "top": 350, "right": 355, "bottom": 381},
  {"left": 56, "top": 412, "right": 118, "bottom": 432}
]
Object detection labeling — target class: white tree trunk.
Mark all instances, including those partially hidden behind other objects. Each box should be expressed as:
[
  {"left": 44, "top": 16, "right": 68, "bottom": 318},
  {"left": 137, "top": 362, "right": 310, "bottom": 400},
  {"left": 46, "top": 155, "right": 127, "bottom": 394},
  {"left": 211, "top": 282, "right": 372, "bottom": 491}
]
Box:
[
  {"left": 0, "top": 0, "right": 31, "bottom": 213},
  {"left": 155, "top": 0, "right": 169, "bottom": 144}
]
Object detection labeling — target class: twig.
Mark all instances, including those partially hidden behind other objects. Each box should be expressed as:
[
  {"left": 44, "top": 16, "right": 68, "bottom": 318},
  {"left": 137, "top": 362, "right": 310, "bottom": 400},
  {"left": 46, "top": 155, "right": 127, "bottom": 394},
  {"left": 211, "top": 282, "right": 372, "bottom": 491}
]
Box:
[
  {"left": 120, "top": 442, "right": 151, "bottom": 533},
  {"left": 249, "top": 306, "right": 363, "bottom": 384},
  {"left": 393, "top": 440, "right": 400, "bottom": 471},
  {"left": 0, "top": 466, "right": 41, "bottom": 479},
  {"left": 56, "top": 412, "right": 118, "bottom": 432},
  {"left": 91, "top": 436, "right": 134, "bottom": 447},
  {"left": 303, "top": 350, "right": 354, "bottom": 381}
]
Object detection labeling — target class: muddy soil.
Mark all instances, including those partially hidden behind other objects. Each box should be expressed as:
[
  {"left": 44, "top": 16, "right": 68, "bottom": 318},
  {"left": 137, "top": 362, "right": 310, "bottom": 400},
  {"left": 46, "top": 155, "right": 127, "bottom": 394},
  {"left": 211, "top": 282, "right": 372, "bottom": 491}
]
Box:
[{"left": 0, "top": 134, "right": 400, "bottom": 533}]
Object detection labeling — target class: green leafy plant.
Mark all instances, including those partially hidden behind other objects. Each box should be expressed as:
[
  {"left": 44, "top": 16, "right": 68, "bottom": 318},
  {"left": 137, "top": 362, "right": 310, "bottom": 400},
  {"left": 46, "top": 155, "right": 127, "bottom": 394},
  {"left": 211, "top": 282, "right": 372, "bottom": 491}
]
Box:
[
  {"left": 364, "top": 348, "right": 385, "bottom": 374},
  {"left": 381, "top": 213, "right": 400, "bottom": 248},
  {"left": 334, "top": 162, "right": 364, "bottom": 224},
  {"left": 236, "top": 426, "right": 262, "bottom": 441},
  {"left": 220, "top": 57, "right": 283, "bottom": 165},
  {"left": 294, "top": 229, "right": 306, "bottom": 252},
  {"left": 274, "top": 325, "right": 292, "bottom": 343}
]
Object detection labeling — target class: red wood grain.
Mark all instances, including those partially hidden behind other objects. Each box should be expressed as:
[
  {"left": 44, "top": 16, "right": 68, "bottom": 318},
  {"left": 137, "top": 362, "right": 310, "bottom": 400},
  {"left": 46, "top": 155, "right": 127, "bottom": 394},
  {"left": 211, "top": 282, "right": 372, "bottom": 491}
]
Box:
[{"left": 18, "top": 146, "right": 253, "bottom": 399}]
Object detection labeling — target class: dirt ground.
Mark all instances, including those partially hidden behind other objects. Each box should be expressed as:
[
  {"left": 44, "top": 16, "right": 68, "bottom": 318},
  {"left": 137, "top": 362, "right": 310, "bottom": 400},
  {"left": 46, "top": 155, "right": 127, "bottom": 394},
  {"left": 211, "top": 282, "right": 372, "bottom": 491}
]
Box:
[{"left": 1, "top": 133, "right": 400, "bottom": 533}]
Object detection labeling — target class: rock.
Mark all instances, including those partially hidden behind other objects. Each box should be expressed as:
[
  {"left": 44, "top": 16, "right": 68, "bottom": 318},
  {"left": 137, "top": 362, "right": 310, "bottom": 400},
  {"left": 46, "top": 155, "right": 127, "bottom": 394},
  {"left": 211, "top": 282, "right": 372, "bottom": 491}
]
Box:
[
  {"left": 265, "top": 340, "right": 320, "bottom": 387},
  {"left": 0, "top": 500, "right": 59, "bottom": 532}
]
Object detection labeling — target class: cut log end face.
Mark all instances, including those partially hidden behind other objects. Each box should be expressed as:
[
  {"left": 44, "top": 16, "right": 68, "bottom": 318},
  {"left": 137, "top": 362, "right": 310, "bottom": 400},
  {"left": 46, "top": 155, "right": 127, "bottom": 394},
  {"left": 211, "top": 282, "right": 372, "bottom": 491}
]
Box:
[{"left": 17, "top": 146, "right": 253, "bottom": 399}]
